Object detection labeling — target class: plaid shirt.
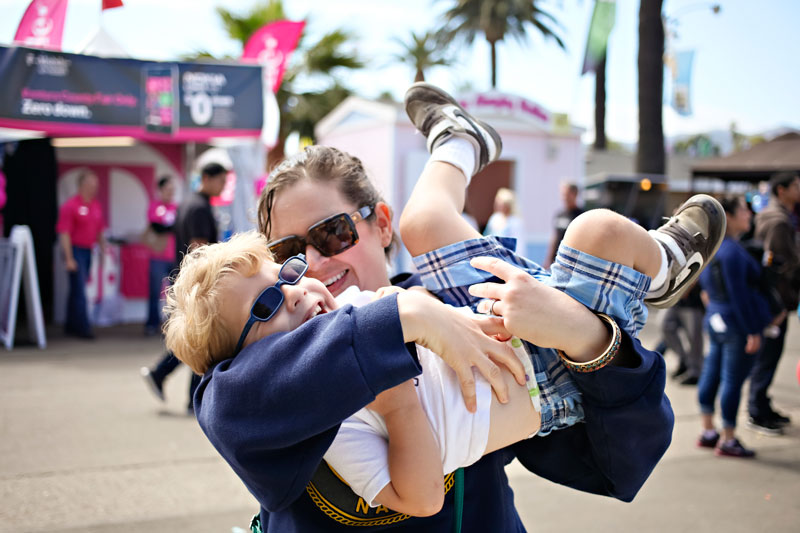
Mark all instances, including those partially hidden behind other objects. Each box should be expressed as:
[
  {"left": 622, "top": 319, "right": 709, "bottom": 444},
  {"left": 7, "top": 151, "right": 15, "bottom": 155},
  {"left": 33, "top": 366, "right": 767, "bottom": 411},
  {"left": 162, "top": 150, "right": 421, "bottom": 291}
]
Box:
[{"left": 413, "top": 236, "right": 652, "bottom": 435}]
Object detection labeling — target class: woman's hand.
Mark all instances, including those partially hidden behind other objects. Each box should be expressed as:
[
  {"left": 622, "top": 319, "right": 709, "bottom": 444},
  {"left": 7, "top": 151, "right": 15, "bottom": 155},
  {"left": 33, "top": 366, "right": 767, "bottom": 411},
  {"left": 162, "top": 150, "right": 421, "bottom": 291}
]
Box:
[
  {"left": 395, "top": 290, "right": 525, "bottom": 413},
  {"left": 745, "top": 334, "right": 761, "bottom": 354},
  {"left": 467, "top": 257, "right": 611, "bottom": 363}
]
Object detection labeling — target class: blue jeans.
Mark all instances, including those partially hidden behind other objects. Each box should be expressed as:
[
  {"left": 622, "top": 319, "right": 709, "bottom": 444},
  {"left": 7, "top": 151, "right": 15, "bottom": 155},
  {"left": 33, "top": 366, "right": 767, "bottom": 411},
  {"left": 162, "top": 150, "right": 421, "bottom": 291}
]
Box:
[
  {"left": 146, "top": 259, "right": 174, "bottom": 329},
  {"left": 65, "top": 246, "right": 92, "bottom": 336},
  {"left": 748, "top": 315, "right": 787, "bottom": 419},
  {"left": 697, "top": 327, "right": 756, "bottom": 429}
]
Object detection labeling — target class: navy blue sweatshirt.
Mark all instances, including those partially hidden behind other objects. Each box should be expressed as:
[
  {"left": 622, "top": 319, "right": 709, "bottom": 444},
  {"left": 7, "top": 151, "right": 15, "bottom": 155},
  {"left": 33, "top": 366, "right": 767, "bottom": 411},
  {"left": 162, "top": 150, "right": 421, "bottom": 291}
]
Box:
[
  {"left": 700, "top": 237, "right": 774, "bottom": 335},
  {"left": 196, "top": 287, "right": 673, "bottom": 532}
]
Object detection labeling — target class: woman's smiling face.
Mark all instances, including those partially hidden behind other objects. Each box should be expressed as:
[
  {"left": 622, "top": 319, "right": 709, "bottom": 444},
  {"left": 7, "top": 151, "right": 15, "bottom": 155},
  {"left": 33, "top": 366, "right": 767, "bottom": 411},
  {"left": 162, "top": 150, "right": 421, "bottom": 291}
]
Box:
[{"left": 267, "top": 179, "right": 394, "bottom": 296}]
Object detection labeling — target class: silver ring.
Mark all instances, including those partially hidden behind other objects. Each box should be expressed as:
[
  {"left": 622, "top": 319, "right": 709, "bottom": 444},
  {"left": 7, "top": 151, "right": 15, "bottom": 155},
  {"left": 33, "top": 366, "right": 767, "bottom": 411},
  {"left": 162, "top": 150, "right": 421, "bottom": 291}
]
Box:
[{"left": 489, "top": 299, "right": 499, "bottom": 316}]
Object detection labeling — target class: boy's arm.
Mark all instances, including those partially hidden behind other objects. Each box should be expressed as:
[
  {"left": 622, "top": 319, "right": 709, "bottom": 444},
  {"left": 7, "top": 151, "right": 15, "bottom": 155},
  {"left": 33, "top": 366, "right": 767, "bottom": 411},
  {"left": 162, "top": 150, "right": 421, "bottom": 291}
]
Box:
[
  {"left": 369, "top": 381, "right": 445, "bottom": 516},
  {"left": 399, "top": 161, "right": 480, "bottom": 257}
]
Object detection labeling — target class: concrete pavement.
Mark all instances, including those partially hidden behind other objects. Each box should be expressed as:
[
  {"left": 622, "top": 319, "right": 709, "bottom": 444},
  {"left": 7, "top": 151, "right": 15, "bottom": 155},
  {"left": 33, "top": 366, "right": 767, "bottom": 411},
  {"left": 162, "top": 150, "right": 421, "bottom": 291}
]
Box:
[{"left": 1, "top": 313, "right": 799, "bottom": 532}]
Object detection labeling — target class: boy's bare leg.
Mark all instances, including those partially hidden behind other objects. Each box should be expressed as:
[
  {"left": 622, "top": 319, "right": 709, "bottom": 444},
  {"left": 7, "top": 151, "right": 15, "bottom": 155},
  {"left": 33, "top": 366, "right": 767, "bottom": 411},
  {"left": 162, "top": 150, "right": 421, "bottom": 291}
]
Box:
[
  {"left": 400, "top": 161, "right": 481, "bottom": 257},
  {"left": 563, "top": 195, "right": 726, "bottom": 308},
  {"left": 400, "top": 82, "right": 502, "bottom": 257},
  {"left": 562, "top": 209, "right": 663, "bottom": 278}
]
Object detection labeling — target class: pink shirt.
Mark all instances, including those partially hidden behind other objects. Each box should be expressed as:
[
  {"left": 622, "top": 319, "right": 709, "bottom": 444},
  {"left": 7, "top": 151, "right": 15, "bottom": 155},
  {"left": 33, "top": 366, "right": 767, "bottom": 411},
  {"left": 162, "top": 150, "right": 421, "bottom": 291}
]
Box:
[
  {"left": 56, "top": 194, "right": 105, "bottom": 248},
  {"left": 147, "top": 200, "right": 177, "bottom": 261}
]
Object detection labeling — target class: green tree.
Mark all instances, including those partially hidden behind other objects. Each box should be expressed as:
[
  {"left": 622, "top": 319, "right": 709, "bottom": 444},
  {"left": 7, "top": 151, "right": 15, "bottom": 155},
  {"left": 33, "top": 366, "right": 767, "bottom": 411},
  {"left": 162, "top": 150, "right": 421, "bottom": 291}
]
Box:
[
  {"left": 393, "top": 31, "right": 451, "bottom": 82},
  {"left": 594, "top": 52, "right": 607, "bottom": 150},
  {"left": 439, "top": 0, "right": 565, "bottom": 88},
  {"left": 635, "top": 0, "right": 665, "bottom": 175},
  {"left": 187, "top": 1, "right": 363, "bottom": 163}
]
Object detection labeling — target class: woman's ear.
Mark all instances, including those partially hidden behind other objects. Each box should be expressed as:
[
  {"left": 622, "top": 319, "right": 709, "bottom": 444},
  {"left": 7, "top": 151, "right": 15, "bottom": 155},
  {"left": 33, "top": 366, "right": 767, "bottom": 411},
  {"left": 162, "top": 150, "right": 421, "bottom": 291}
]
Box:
[{"left": 374, "top": 202, "right": 394, "bottom": 248}]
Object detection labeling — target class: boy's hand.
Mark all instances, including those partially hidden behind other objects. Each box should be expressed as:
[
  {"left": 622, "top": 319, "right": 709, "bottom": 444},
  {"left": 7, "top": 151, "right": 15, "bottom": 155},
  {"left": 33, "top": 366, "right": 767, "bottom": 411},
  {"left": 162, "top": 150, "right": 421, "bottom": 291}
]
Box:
[
  {"left": 375, "top": 285, "right": 434, "bottom": 300},
  {"left": 468, "top": 257, "right": 610, "bottom": 362},
  {"left": 375, "top": 286, "right": 406, "bottom": 299},
  {"left": 396, "top": 290, "right": 525, "bottom": 413},
  {"left": 367, "top": 380, "right": 418, "bottom": 417}
]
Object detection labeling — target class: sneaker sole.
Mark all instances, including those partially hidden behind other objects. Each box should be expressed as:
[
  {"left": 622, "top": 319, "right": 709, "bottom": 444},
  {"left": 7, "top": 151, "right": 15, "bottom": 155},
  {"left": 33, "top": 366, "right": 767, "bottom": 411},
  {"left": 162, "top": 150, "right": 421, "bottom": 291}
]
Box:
[
  {"left": 714, "top": 448, "right": 756, "bottom": 458},
  {"left": 405, "top": 82, "right": 502, "bottom": 167},
  {"left": 746, "top": 420, "right": 783, "bottom": 436},
  {"left": 647, "top": 194, "right": 726, "bottom": 309}
]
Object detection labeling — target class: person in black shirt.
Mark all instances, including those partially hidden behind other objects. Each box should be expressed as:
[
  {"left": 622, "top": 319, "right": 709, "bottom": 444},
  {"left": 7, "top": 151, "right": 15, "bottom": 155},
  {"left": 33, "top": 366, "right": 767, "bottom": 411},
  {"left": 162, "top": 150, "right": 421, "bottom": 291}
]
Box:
[
  {"left": 545, "top": 182, "right": 584, "bottom": 268},
  {"left": 140, "top": 162, "right": 227, "bottom": 415}
]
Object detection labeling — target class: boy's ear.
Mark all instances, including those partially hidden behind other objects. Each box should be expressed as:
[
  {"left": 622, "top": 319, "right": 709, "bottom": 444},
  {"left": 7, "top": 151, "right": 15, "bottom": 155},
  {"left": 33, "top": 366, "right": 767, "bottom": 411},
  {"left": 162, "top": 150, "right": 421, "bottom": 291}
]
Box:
[{"left": 374, "top": 202, "right": 394, "bottom": 248}]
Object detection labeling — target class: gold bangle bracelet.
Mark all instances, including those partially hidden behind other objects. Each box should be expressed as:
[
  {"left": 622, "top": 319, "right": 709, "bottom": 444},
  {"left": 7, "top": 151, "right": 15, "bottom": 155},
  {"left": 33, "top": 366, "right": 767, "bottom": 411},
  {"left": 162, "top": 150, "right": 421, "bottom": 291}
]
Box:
[{"left": 557, "top": 313, "right": 621, "bottom": 373}]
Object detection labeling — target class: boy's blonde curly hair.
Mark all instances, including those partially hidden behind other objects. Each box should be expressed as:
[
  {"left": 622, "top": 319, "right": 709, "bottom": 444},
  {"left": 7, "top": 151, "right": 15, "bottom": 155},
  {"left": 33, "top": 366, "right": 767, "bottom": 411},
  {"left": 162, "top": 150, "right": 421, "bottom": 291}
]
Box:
[{"left": 163, "top": 231, "right": 274, "bottom": 375}]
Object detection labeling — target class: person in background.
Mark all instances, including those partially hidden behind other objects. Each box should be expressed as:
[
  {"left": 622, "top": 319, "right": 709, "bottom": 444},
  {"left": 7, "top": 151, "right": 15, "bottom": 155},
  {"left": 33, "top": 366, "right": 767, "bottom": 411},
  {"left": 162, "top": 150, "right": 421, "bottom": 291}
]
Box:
[
  {"left": 545, "top": 182, "right": 584, "bottom": 268},
  {"left": 0, "top": 169, "right": 6, "bottom": 231},
  {"left": 56, "top": 170, "right": 105, "bottom": 339},
  {"left": 140, "top": 162, "right": 227, "bottom": 415},
  {"left": 696, "top": 195, "right": 781, "bottom": 458},
  {"left": 747, "top": 171, "right": 800, "bottom": 434},
  {"left": 483, "top": 187, "right": 523, "bottom": 251},
  {"left": 144, "top": 176, "right": 178, "bottom": 336},
  {"left": 660, "top": 283, "right": 705, "bottom": 385}
]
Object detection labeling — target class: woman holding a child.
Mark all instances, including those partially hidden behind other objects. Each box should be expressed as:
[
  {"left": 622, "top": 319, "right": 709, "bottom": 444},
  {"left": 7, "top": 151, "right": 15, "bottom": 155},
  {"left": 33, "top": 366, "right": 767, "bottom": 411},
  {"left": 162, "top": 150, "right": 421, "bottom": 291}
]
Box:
[{"left": 188, "top": 86, "right": 675, "bottom": 532}]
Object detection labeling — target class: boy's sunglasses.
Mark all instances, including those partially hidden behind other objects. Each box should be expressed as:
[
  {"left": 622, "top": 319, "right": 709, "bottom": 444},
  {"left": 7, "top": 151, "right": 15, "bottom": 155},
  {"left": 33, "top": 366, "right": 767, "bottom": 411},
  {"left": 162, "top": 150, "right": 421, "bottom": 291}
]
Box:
[
  {"left": 233, "top": 254, "right": 308, "bottom": 355},
  {"left": 267, "top": 206, "right": 374, "bottom": 263}
]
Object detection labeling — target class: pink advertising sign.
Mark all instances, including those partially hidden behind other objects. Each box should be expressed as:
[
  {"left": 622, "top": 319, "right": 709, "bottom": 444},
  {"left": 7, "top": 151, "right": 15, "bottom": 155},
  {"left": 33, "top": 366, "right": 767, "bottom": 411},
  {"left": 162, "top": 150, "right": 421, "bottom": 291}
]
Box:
[
  {"left": 13, "top": 0, "right": 69, "bottom": 51},
  {"left": 242, "top": 20, "right": 305, "bottom": 93}
]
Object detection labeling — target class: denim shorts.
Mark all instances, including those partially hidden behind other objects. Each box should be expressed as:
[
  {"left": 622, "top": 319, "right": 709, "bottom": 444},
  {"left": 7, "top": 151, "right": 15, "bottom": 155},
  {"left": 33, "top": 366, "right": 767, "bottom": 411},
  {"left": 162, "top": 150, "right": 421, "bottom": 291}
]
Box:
[{"left": 412, "top": 236, "right": 651, "bottom": 435}]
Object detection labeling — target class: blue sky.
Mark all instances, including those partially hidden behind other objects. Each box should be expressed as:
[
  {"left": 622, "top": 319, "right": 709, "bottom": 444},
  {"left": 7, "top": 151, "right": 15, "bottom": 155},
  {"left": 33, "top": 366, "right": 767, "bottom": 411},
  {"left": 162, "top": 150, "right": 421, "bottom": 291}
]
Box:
[{"left": 1, "top": 0, "right": 798, "bottom": 144}]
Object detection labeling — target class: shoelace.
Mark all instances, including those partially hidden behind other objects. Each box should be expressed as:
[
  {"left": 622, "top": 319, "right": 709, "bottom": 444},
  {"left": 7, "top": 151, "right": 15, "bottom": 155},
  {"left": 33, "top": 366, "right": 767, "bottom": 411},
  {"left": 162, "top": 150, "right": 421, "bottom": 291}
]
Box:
[{"left": 660, "top": 217, "right": 700, "bottom": 265}]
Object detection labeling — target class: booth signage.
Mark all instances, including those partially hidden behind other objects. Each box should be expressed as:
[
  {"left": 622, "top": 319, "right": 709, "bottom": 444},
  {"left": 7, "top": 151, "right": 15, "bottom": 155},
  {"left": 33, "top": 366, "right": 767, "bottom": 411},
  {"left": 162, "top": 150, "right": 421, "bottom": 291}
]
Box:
[{"left": 0, "top": 45, "right": 264, "bottom": 140}]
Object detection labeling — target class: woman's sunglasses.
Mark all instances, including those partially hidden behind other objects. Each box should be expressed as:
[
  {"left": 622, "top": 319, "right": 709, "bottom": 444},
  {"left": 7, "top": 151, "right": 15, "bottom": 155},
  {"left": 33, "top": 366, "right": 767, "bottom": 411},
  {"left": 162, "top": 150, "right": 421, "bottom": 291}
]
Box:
[
  {"left": 267, "top": 206, "right": 374, "bottom": 263},
  {"left": 233, "top": 254, "right": 309, "bottom": 355}
]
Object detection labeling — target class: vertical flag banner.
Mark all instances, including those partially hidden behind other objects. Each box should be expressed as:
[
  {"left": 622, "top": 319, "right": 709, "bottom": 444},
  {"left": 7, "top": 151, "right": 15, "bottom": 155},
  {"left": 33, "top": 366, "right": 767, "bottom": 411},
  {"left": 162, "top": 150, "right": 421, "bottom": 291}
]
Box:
[
  {"left": 242, "top": 20, "right": 306, "bottom": 93},
  {"left": 102, "top": 0, "right": 124, "bottom": 10},
  {"left": 671, "top": 50, "right": 695, "bottom": 116},
  {"left": 581, "top": 0, "right": 616, "bottom": 75},
  {"left": 13, "top": 0, "right": 69, "bottom": 51}
]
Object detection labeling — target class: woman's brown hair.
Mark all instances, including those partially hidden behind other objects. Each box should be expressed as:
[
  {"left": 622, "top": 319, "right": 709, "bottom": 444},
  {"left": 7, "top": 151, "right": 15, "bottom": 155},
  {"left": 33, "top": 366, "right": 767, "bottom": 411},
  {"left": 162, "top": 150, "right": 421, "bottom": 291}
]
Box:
[{"left": 257, "top": 146, "right": 397, "bottom": 258}]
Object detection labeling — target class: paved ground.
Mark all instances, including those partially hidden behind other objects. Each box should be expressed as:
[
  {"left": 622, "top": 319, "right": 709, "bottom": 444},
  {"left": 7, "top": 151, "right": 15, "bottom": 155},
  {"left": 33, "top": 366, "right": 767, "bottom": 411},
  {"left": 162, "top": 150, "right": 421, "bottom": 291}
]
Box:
[{"left": 1, "top": 312, "right": 798, "bottom": 532}]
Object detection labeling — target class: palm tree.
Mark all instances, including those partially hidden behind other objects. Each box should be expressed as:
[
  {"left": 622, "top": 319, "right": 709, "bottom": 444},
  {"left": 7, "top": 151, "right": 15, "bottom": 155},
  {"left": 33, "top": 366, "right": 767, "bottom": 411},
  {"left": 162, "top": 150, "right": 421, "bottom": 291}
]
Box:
[
  {"left": 439, "top": 0, "right": 565, "bottom": 88},
  {"left": 393, "top": 31, "right": 451, "bottom": 82},
  {"left": 594, "top": 52, "right": 607, "bottom": 150},
  {"left": 635, "top": 0, "right": 665, "bottom": 175},
  {"left": 189, "top": 1, "right": 363, "bottom": 163}
]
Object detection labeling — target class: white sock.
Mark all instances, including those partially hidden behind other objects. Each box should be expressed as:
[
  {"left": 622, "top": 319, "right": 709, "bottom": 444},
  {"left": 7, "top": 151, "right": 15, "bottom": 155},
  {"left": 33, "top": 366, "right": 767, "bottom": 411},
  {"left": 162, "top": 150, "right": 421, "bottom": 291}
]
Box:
[
  {"left": 428, "top": 136, "right": 476, "bottom": 186},
  {"left": 646, "top": 237, "right": 670, "bottom": 296}
]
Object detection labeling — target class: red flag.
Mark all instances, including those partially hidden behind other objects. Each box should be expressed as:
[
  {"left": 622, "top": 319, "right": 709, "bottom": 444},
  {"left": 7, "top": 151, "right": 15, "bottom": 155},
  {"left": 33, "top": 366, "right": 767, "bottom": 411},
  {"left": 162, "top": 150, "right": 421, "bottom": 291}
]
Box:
[
  {"left": 242, "top": 20, "right": 305, "bottom": 93},
  {"left": 13, "top": 0, "right": 69, "bottom": 51},
  {"left": 102, "top": 0, "right": 123, "bottom": 10}
]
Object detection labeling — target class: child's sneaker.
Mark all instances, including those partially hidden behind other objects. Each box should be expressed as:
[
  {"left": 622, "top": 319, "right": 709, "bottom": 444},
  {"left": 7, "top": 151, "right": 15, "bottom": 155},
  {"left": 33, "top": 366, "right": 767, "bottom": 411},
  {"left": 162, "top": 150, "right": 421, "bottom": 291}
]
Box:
[
  {"left": 696, "top": 430, "right": 720, "bottom": 449},
  {"left": 404, "top": 82, "right": 502, "bottom": 174},
  {"left": 646, "top": 194, "right": 726, "bottom": 308},
  {"left": 715, "top": 438, "right": 756, "bottom": 458}
]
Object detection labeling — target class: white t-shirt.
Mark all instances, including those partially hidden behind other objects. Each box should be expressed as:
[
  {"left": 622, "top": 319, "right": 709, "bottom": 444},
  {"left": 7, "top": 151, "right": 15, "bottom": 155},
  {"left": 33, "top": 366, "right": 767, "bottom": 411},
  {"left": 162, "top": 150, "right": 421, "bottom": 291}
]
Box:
[{"left": 322, "top": 287, "right": 493, "bottom": 507}]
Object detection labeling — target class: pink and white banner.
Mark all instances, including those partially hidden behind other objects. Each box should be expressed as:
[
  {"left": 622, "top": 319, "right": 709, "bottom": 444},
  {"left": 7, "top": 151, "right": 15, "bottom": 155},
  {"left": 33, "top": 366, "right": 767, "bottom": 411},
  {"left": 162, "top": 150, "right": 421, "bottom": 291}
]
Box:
[
  {"left": 13, "top": 0, "right": 69, "bottom": 51},
  {"left": 242, "top": 20, "right": 305, "bottom": 93}
]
